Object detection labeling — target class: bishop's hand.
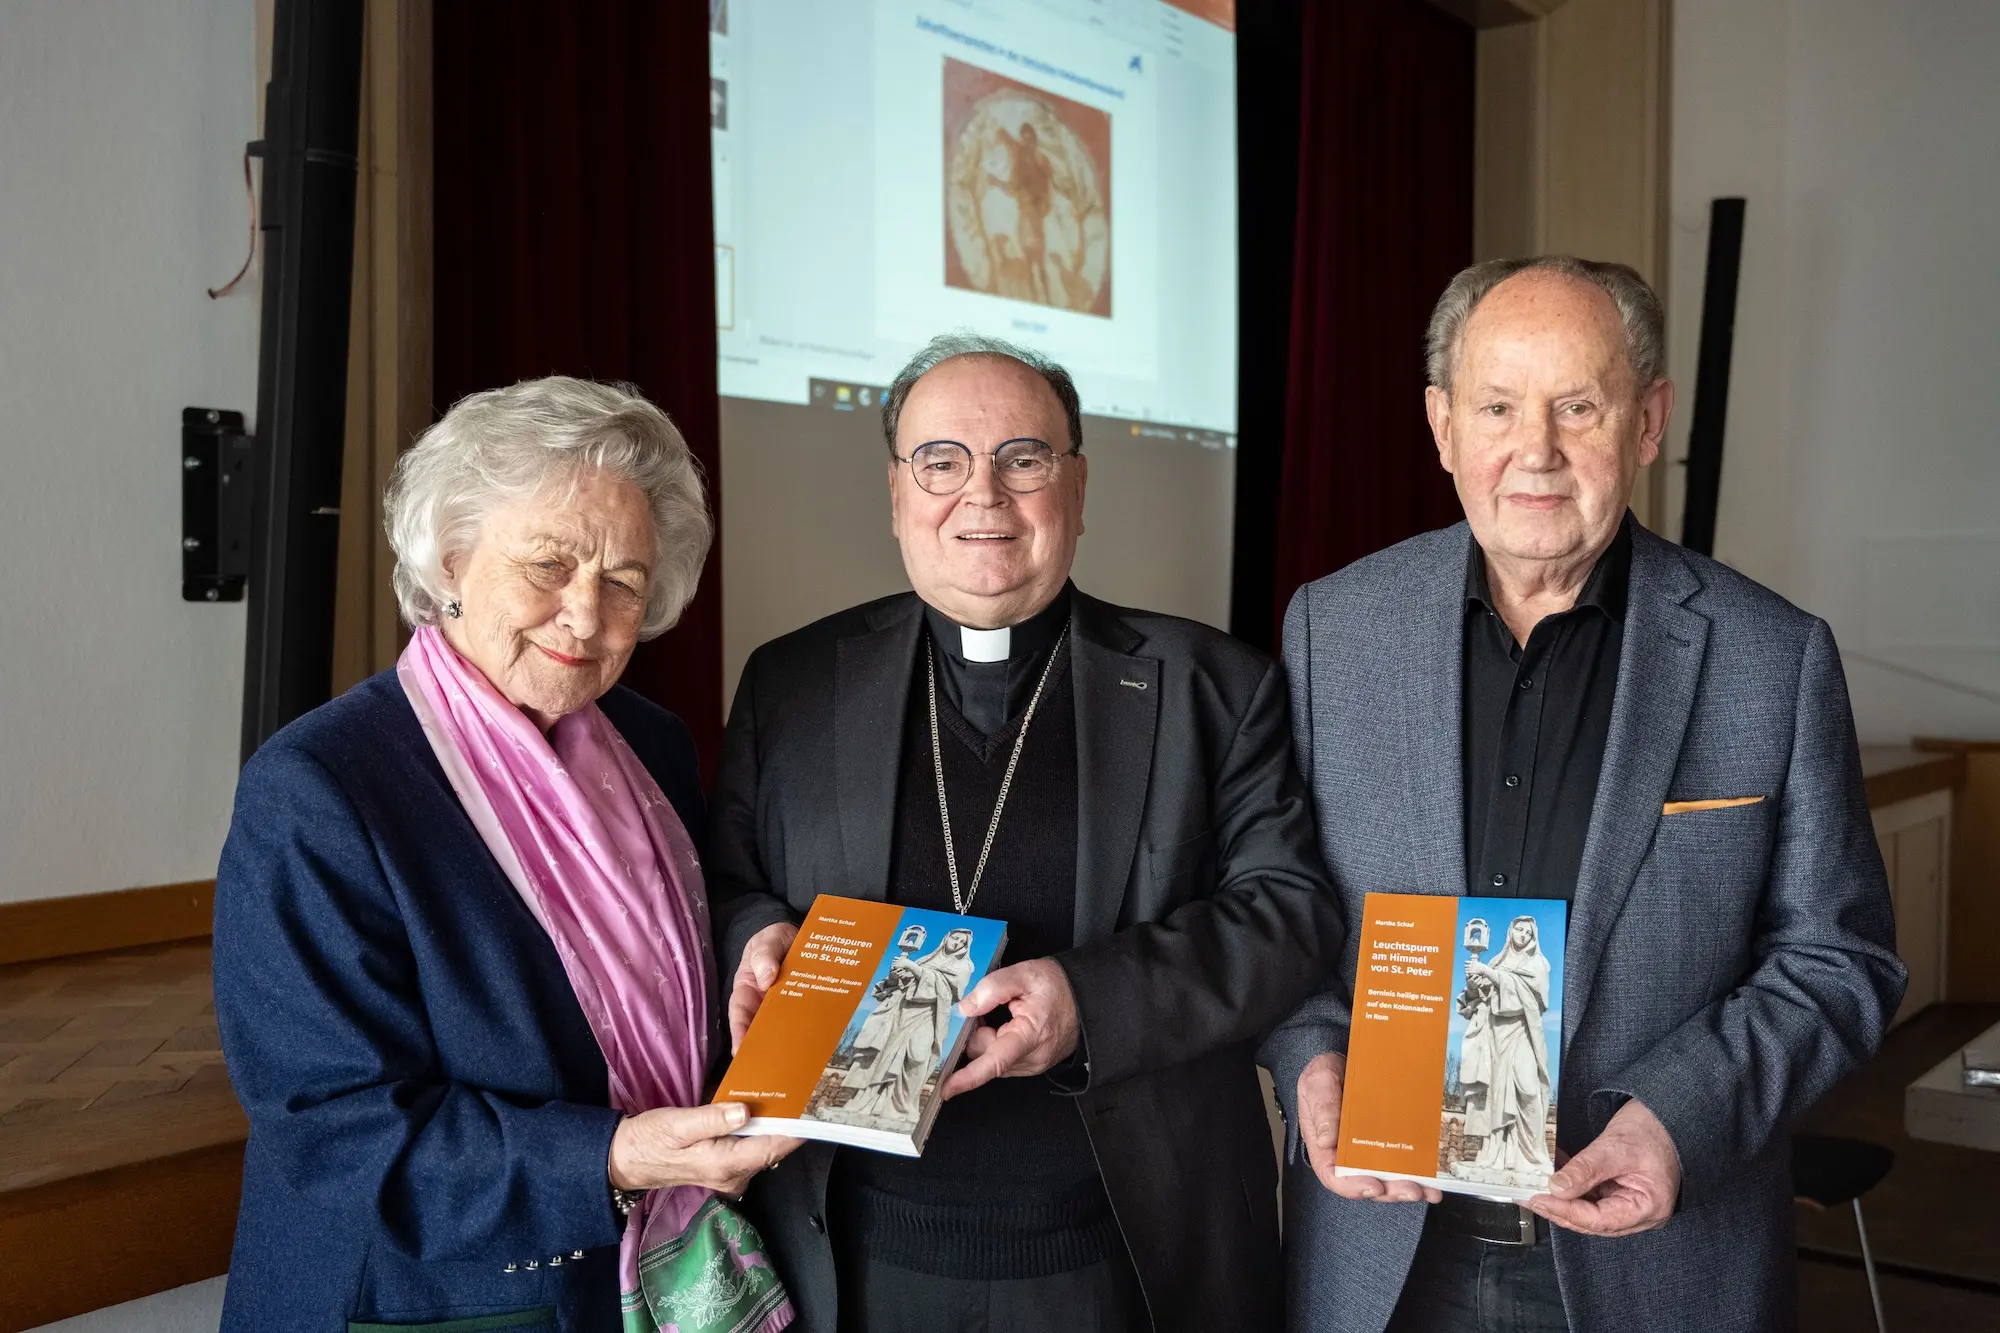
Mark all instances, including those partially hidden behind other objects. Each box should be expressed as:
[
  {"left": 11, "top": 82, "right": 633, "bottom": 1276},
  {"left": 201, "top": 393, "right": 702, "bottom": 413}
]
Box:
[
  {"left": 941, "top": 958, "right": 1079, "bottom": 1099},
  {"left": 728, "top": 921, "right": 798, "bottom": 1054}
]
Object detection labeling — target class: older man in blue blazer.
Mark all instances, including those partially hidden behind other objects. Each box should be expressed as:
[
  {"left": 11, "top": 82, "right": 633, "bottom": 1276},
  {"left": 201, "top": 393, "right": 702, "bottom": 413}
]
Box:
[{"left": 1261, "top": 256, "right": 1905, "bottom": 1333}]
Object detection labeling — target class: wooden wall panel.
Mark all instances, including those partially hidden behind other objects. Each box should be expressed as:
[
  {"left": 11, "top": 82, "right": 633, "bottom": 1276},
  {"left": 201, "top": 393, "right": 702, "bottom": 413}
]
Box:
[
  {"left": 1538, "top": 0, "right": 1669, "bottom": 281},
  {"left": 332, "top": 0, "right": 433, "bottom": 693},
  {"left": 1892, "top": 816, "right": 1945, "bottom": 1020},
  {"left": 0, "top": 882, "right": 214, "bottom": 967},
  {"left": 1473, "top": 19, "right": 1542, "bottom": 263},
  {"left": 1920, "top": 741, "right": 2000, "bottom": 1003},
  {"left": 1864, "top": 749, "right": 1965, "bottom": 811},
  {"left": 1470, "top": 0, "right": 1672, "bottom": 528}
]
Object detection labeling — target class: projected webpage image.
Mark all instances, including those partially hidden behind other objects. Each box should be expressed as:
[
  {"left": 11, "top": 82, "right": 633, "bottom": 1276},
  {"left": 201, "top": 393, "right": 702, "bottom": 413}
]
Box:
[
  {"left": 712, "top": 0, "right": 1237, "bottom": 438},
  {"left": 942, "top": 58, "right": 1112, "bottom": 319}
]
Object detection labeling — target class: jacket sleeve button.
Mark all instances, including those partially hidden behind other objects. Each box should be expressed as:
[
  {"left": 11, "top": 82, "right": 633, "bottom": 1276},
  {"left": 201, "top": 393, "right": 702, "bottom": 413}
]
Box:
[{"left": 808, "top": 1214, "right": 826, "bottom": 1234}]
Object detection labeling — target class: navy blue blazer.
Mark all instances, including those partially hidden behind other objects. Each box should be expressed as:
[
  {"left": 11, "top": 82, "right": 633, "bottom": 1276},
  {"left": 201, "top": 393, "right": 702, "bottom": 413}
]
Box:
[{"left": 213, "top": 670, "right": 707, "bottom": 1333}]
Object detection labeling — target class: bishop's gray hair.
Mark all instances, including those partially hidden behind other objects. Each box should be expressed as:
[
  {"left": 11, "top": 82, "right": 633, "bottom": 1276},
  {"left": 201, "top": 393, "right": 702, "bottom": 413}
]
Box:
[
  {"left": 384, "top": 376, "right": 712, "bottom": 640},
  {"left": 881, "top": 332, "right": 1084, "bottom": 455},
  {"left": 1425, "top": 255, "right": 1666, "bottom": 396}
]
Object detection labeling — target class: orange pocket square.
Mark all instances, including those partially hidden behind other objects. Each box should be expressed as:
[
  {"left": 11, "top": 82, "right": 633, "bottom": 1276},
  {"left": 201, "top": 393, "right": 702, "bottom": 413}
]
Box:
[{"left": 1662, "top": 796, "right": 1765, "bottom": 815}]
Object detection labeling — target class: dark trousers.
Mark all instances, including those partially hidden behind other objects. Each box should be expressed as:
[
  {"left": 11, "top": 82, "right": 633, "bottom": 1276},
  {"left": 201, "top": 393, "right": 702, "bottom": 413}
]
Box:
[
  {"left": 1385, "top": 1210, "right": 1569, "bottom": 1333},
  {"left": 832, "top": 1242, "right": 1148, "bottom": 1333}
]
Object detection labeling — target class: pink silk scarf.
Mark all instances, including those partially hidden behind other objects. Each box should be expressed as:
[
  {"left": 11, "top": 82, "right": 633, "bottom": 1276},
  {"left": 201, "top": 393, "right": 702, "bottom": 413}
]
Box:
[{"left": 398, "top": 627, "right": 792, "bottom": 1333}]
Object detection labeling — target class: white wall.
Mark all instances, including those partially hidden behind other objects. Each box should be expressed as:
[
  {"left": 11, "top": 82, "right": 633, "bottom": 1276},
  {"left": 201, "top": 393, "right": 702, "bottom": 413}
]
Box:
[
  {"left": 0, "top": 0, "right": 261, "bottom": 903},
  {"left": 1667, "top": 0, "right": 2000, "bottom": 741}
]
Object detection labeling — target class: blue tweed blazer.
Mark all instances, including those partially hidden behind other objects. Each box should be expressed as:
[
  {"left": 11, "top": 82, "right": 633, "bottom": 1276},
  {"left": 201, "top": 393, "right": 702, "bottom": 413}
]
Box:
[
  {"left": 1259, "top": 522, "right": 1906, "bottom": 1333},
  {"left": 213, "top": 671, "right": 706, "bottom": 1333}
]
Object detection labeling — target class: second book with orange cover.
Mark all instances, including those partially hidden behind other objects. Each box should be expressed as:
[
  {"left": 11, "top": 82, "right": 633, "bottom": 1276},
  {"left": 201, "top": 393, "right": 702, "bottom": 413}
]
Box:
[{"left": 1336, "top": 891, "right": 1567, "bottom": 1200}]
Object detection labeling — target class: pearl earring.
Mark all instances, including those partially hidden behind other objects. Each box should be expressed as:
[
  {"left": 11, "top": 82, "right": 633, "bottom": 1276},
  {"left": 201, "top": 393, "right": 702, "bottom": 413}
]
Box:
[{"left": 444, "top": 599, "right": 463, "bottom": 620}]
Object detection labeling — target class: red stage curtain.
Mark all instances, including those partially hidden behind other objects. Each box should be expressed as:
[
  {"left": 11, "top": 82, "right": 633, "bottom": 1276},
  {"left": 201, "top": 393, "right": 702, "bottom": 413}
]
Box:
[
  {"left": 433, "top": 2, "right": 724, "bottom": 781},
  {"left": 1270, "top": 1, "right": 1474, "bottom": 636}
]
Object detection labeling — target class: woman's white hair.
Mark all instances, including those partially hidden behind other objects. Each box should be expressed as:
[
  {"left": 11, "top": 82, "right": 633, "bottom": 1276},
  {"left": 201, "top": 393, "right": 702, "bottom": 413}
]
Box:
[{"left": 384, "top": 376, "right": 712, "bottom": 639}]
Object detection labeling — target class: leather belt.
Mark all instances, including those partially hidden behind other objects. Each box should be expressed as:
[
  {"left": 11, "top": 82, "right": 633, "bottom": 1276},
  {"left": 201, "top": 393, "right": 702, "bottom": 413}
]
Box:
[{"left": 1432, "top": 1192, "right": 1549, "bottom": 1246}]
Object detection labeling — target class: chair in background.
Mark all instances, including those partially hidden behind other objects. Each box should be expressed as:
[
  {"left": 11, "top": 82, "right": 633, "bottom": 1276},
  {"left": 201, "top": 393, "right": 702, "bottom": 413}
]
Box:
[{"left": 1793, "top": 1133, "right": 1897, "bottom": 1333}]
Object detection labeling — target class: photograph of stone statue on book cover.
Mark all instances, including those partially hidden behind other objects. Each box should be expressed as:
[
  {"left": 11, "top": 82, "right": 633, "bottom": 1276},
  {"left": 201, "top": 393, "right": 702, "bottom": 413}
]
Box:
[
  {"left": 1439, "top": 897, "right": 1566, "bottom": 1193},
  {"left": 801, "top": 909, "right": 1006, "bottom": 1137}
]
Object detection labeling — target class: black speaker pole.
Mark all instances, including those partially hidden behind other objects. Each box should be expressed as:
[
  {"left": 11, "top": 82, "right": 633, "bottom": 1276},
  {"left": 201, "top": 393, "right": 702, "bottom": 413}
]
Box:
[
  {"left": 1680, "top": 197, "right": 1746, "bottom": 558},
  {"left": 240, "top": 0, "right": 366, "bottom": 762}
]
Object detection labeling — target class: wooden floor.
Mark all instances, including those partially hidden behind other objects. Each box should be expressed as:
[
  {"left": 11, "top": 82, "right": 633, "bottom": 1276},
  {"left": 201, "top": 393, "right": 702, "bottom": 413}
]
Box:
[
  {"left": 1796, "top": 1002, "right": 2000, "bottom": 1331},
  {"left": 4, "top": 945, "right": 2000, "bottom": 1330},
  {"left": 0, "top": 940, "right": 244, "bottom": 1332},
  {"left": 0, "top": 940, "right": 242, "bottom": 1191}
]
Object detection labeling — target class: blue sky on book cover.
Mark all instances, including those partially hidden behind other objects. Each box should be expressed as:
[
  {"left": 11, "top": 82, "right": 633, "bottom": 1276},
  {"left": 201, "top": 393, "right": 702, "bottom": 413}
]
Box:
[
  {"left": 1443, "top": 896, "right": 1567, "bottom": 1097},
  {"left": 833, "top": 904, "right": 1006, "bottom": 1056}
]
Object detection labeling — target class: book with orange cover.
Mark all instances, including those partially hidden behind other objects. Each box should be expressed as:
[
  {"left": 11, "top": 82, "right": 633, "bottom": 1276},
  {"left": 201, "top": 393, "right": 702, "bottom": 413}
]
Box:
[
  {"left": 716, "top": 894, "right": 1007, "bottom": 1156},
  {"left": 1335, "top": 892, "right": 1567, "bottom": 1200}
]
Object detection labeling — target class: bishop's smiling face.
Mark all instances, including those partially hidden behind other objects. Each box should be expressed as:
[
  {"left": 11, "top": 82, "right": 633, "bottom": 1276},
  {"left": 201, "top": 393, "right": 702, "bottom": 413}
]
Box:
[{"left": 888, "top": 355, "right": 1087, "bottom": 629}]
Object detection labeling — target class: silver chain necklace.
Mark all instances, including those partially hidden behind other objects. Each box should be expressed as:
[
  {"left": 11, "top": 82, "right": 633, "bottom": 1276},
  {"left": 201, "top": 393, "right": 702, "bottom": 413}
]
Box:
[{"left": 926, "top": 617, "right": 1071, "bottom": 916}]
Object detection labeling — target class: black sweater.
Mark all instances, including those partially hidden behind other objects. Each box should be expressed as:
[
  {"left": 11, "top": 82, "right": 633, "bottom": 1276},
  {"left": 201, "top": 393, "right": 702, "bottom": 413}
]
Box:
[{"left": 828, "top": 631, "right": 1119, "bottom": 1280}]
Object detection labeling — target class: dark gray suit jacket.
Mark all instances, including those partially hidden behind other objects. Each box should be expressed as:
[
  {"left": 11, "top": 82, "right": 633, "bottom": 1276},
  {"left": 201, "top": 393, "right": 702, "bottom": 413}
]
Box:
[
  {"left": 708, "top": 588, "right": 1341, "bottom": 1332},
  {"left": 1260, "top": 522, "right": 1906, "bottom": 1333}
]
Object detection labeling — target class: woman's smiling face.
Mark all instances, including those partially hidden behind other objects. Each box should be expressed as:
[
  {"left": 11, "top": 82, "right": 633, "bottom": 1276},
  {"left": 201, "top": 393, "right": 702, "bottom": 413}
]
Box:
[{"left": 441, "top": 469, "right": 654, "bottom": 731}]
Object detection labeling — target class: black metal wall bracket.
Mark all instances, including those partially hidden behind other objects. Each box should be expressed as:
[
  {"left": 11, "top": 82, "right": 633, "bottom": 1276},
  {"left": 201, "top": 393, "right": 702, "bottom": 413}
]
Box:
[{"left": 182, "top": 408, "right": 255, "bottom": 602}]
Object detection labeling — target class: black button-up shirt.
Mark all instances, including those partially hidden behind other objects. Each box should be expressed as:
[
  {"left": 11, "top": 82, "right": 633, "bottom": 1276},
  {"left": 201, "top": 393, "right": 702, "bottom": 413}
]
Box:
[{"left": 1461, "top": 516, "right": 1633, "bottom": 901}]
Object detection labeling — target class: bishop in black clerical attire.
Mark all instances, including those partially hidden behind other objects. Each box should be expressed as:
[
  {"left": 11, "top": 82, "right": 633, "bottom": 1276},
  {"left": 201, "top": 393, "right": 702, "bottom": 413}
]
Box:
[{"left": 707, "top": 334, "right": 1342, "bottom": 1333}]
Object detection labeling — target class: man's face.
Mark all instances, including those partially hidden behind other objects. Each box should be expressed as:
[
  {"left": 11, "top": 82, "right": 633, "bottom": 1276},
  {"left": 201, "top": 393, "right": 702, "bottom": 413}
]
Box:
[
  {"left": 1426, "top": 271, "right": 1672, "bottom": 571},
  {"left": 889, "top": 355, "right": 1087, "bottom": 629}
]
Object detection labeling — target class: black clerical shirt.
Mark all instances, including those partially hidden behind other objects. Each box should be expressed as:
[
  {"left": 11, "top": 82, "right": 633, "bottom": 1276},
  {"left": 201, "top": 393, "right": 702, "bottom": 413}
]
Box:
[
  {"left": 833, "top": 581, "right": 1114, "bottom": 1281},
  {"left": 1461, "top": 516, "right": 1632, "bottom": 901},
  {"left": 922, "top": 583, "right": 1074, "bottom": 736}
]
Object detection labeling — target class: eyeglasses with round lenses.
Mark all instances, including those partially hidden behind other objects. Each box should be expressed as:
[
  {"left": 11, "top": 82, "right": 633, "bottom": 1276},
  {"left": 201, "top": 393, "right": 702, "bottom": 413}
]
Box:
[{"left": 898, "top": 438, "right": 1071, "bottom": 495}]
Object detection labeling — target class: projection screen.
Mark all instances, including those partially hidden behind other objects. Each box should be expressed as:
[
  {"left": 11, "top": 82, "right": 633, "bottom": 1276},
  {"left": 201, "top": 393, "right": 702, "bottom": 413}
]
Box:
[{"left": 710, "top": 0, "right": 1238, "bottom": 698}]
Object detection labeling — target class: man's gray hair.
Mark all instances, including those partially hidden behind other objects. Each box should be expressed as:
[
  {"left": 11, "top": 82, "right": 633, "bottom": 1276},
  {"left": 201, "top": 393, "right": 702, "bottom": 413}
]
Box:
[
  {"left": 881, "top": 333, "right": 1084, "bottom": 455},
  {"left": 1425, "top": 255, "right": 1666, "bottom": 395},
  {"left": 384, "top": 376, "right": 712, "bottom": 640}
]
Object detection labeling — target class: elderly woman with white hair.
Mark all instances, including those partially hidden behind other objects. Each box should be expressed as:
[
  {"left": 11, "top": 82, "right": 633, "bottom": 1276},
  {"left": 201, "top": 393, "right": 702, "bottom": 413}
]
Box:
[{"left": 214, "top": 377, "right": 799, "bottom": 1333}]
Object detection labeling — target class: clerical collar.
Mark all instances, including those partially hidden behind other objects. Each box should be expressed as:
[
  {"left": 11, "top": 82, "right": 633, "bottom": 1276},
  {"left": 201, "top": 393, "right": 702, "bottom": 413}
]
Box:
[
  {"left": 959, "top": 624, "right": 1011, "bottom": 663},
  {"left": 921, "top": 583, "right": 1074, "bottom": 669},
  {"left": 921, "top": 584, "right": 1075, "bottom": 737}
]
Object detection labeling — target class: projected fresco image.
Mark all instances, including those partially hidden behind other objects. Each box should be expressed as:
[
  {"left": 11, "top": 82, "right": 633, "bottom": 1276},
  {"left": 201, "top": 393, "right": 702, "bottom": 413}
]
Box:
[{"left": 942, "top": 58, "right": 1112, "bottom": 318}]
